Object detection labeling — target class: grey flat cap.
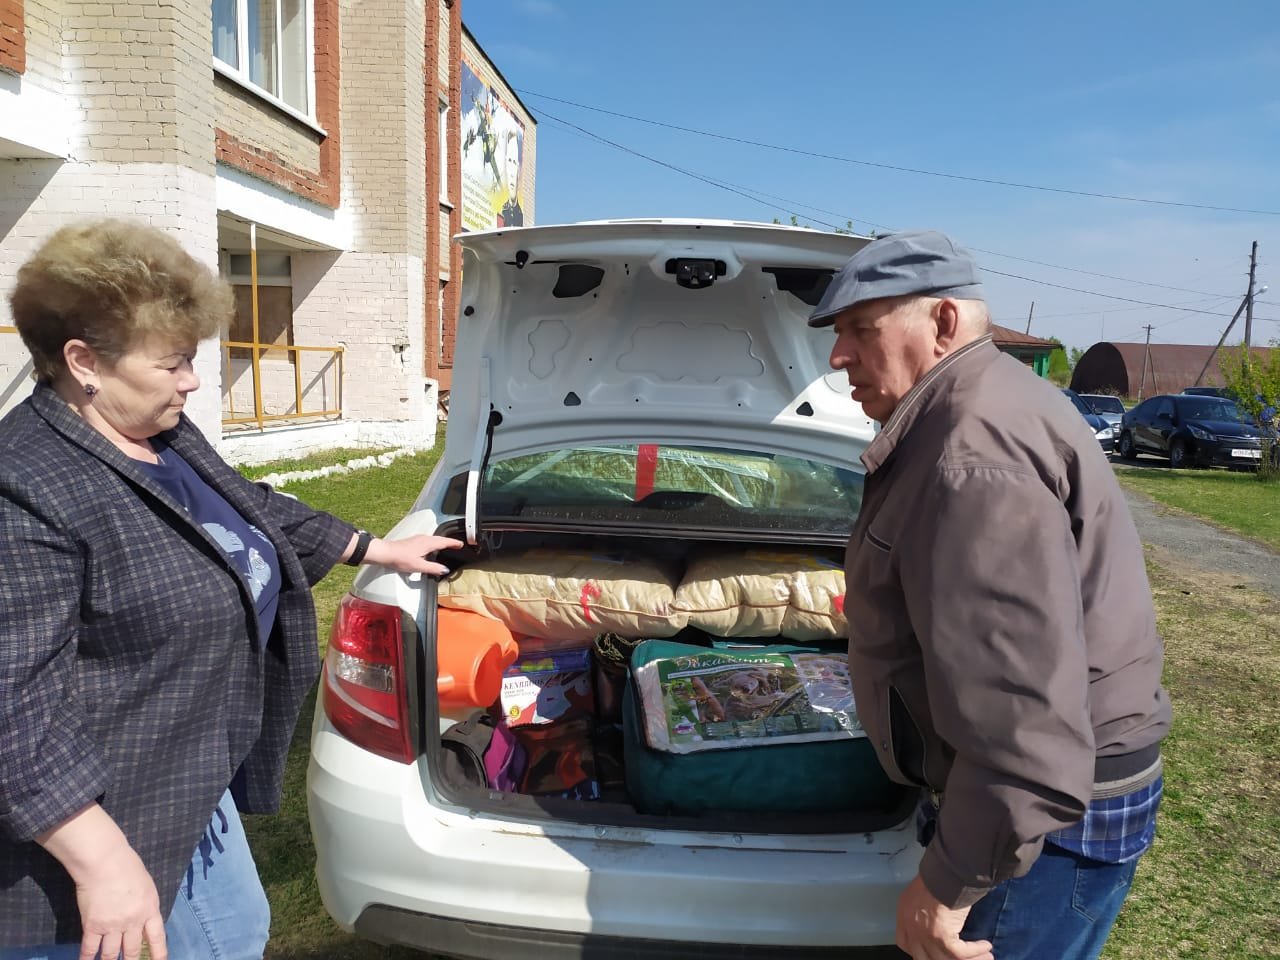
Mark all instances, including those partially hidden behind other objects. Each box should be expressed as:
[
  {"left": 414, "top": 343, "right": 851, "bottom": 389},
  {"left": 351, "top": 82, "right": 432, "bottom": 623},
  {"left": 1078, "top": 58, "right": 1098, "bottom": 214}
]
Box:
[{"left": 808, "top": 229, "right": 985, "bottom": 327}]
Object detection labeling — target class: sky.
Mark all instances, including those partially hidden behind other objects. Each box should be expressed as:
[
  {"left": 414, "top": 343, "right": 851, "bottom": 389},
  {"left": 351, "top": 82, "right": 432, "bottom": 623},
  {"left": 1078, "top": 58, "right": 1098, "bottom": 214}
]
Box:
[{"left": 461, "top": 0, "right": 1280, "bottom": 356}]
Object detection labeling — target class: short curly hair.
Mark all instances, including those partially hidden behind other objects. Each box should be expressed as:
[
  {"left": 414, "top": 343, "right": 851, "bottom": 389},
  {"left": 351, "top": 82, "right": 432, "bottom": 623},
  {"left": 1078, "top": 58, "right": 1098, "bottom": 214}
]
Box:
[{"left": 8, "top": 218, "right": 234, "bottom": 383}]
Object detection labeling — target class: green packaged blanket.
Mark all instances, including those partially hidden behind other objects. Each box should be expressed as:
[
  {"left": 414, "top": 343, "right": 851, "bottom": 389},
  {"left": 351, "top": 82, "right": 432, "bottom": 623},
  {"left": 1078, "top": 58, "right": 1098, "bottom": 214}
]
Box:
[{"left": 622, "top": 639, "right": 898, "bottom": 816}]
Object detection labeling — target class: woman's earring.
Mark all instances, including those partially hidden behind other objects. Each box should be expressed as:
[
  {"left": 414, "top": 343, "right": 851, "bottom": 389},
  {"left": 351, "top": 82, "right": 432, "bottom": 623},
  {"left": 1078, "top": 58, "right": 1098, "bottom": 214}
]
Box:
[{"left": 83, "top": 383, "right": 98, "bottom": 398}]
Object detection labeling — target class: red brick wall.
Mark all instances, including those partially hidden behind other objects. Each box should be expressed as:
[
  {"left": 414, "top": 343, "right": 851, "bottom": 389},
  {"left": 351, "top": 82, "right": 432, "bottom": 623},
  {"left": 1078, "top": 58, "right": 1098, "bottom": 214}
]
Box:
[
  {"left": 424, "top": 4, "right": 442, "bottom": 381},
  {"left": 215, "top": 0, "right": 340, "bottom": 208},
  {"left": 0, "top": 0, "right": 24, "bottom": 75},
  {"left": 424, "top": 0, "right": 462, "bottom": 386},
  {"left": 444, "top": 4, "right": 462, "bottom": 371}
]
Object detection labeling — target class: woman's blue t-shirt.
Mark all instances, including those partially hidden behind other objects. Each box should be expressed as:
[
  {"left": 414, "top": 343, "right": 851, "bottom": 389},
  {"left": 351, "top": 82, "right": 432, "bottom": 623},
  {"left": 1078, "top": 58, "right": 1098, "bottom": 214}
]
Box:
[{"left": 137, "top": 443, "right": 281, "bottom": 642}]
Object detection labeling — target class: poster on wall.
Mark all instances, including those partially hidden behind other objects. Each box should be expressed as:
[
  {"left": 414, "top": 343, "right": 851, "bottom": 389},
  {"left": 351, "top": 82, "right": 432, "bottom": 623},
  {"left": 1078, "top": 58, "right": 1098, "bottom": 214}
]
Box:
[{"left": 461, "top": 62, "right": 526, "bottom": 232}]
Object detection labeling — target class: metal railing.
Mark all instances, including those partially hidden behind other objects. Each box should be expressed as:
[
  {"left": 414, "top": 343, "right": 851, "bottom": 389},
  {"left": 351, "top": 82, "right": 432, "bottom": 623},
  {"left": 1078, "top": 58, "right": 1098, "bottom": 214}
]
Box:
[
  {"left": 219, "top": 221, "right": 345, "bottom": 431},
  {"left": 221, "top": 340, "right": 344, "bottom": 429}
]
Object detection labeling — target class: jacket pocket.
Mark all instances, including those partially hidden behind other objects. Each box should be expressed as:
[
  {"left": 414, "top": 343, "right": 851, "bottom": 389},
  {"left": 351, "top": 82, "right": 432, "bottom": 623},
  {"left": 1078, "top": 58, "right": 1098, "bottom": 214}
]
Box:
[
  {"left": 864, "top": 527, "right": 892, "bottom": 553},
  {"left": 888, "top": 685, "right": 936, "bottom": 792}
]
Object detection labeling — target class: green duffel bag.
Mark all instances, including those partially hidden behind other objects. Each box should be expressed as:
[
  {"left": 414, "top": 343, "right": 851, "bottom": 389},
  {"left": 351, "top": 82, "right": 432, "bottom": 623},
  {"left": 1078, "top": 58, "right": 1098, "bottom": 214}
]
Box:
[{"left": 622, "top": 639, "right": 898, "bottom": 816}]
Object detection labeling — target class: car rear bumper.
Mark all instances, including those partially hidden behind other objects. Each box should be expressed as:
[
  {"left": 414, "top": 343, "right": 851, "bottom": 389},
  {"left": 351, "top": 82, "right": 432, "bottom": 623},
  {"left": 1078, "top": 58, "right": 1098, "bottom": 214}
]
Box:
[
  {"left": 353, "top": 906, "right": 908, "bottom": 959},
  {"left": 307, "top": 700, "right": 920, "bottom": 954}
]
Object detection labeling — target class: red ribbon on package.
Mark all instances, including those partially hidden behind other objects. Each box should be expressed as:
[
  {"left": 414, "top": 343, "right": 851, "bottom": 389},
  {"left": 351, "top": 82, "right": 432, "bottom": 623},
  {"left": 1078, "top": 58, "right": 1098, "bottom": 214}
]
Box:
[{"left": 579, "top": 580, "right": 601, "bottom": 622}]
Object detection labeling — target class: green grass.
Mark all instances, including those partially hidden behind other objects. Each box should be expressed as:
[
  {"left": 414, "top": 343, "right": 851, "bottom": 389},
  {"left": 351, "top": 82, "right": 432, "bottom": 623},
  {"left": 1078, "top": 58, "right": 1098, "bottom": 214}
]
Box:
[
  {"left": 1101, "top": 555, "right": 1280, "bottom": 959},
  {"left": 1116, "top": 467, "right": 1280, "bottom": 551},
  {"left": 242, "top": 449, "right": 1280, "bottom": 958},
  {"left": 238, "top": 447, "right": 445, "bottom": 960},
  {"left": 237, "top": 446, "right": 405, "bottom": 483}
]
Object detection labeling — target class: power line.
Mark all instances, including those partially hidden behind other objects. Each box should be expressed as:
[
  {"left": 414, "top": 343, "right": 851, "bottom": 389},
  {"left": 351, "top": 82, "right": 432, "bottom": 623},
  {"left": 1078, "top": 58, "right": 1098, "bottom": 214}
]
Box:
[
  {"left": 537, "top": 113, "right": 845, "bottom": 228},
  {"left": 1110, "top": 297, "right": 1236, "bottom": 342},
  {"left": 522, "top": 89, "right": 1280, "bottom": 217},
  {"left": 539, "top": 109, "right": 1276, "bottom": 323},
  {"left": 964, "top": 250, "right": 1235, "bottom": 299},
  {"left": 979, "top": 267, "right": 1274, "bottom": 319},
  {"left": 993, "top": 294, "right": 1233, "bottom": 324}
]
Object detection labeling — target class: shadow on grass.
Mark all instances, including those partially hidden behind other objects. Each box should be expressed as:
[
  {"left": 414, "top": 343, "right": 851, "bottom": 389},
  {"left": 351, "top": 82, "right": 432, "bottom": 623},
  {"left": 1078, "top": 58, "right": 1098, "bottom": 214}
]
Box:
[{"left": 246, "top": 687, "right": 440, "bottom": 959}]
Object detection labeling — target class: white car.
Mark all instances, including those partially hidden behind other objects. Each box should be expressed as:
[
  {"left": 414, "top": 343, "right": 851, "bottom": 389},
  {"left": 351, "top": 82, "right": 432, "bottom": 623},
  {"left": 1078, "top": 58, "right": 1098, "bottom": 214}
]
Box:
[{"left": 306, "top": 219, "right": 921, "bottom": 958}]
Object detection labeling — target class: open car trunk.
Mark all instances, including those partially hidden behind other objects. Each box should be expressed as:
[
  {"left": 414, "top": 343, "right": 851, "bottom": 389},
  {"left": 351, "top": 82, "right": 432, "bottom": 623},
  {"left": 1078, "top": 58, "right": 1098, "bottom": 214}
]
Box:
[{"left": 419, "top": 523, "right": 916, "bottom": 837}]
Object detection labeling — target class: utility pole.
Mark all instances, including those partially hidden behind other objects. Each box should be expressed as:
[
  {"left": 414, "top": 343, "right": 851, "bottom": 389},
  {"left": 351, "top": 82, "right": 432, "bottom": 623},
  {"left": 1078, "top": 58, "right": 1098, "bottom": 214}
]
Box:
[
  {"left": 1244, "top": 240, "right": 1258, "bottom": 347},
  {"left": 1025, "top": 301, "right": 1035, "bottom": 335},
  {"left": 1138, "top": 325, "right": 1153, "bottom": 400},
  {"left": 1192, "top": 293, "right": 1250, "bottom": 386}
]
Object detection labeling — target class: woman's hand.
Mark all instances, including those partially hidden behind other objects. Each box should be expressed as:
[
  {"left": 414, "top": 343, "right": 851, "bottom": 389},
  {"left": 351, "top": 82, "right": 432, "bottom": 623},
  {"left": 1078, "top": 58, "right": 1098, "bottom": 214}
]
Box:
[
  {"left": 360, "top": 534, "right": 465, "bottom": 576},
  {"left": 37, "top": 805, "right": 168, "bottom": 960}
]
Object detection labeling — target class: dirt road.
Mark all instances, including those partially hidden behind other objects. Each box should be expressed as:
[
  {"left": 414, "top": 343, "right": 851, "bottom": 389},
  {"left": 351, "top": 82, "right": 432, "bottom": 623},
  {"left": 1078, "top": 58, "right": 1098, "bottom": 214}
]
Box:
[{"left": 1122, "top": 486, "right": 1280, "bottom": 601}]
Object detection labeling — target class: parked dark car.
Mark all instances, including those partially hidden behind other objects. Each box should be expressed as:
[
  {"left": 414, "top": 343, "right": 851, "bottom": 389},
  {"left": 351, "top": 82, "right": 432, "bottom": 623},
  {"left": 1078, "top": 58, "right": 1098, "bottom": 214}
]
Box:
[
  {"left": 1061, "top": 389, "right": 1116, "bottom": 454},
  {"left": 1118, "top": 394, "right": 1267, "bottom": 468},
  {"left": 1180, "top": 386, "right": 1234, "bottom": 399},
  {"left": 1079, "top": 393, "right": 1124, "bottom": 430}
]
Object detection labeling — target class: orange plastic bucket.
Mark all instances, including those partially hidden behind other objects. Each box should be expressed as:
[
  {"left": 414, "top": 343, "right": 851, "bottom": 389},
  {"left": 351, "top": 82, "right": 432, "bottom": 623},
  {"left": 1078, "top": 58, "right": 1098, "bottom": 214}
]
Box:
[{"left": 436, "top": 608, "right": 519, "bottom": 708}]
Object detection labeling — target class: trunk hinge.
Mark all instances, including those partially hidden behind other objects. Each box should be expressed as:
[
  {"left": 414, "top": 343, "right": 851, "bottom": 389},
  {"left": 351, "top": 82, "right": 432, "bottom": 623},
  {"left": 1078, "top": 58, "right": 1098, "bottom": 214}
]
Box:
[{"left": 464, "top": 357, "right": 502, "bottom": 546}]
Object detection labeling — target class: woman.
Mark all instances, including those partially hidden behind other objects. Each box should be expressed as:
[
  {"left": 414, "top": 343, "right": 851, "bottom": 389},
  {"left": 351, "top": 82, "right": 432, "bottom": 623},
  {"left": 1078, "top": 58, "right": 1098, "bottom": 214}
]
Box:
[{"left": 0, "top": 219, "right": 460, "bottom": 959}]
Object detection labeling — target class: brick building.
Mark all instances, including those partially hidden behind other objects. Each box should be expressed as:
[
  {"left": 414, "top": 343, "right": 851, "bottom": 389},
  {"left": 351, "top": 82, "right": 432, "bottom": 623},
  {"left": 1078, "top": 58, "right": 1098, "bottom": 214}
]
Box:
[{"left": 0, "top": 0, "right": 535, "bottom": 462}]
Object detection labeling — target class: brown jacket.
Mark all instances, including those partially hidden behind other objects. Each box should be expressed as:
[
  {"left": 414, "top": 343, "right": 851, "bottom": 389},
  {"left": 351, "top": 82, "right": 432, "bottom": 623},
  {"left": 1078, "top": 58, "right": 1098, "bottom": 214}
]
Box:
[{"left": 845, "top": 337, "right": 1170, "bottom": 908}]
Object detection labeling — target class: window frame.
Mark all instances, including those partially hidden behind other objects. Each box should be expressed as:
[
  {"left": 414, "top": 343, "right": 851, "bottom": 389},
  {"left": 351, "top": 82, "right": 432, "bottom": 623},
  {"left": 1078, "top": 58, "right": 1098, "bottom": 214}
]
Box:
[
  {"left": 438, "top": 97, "right": 451, "bottom": 205},
  {"left": 220, "top": 249, "right": 297, "bottom": 366},
  {"left": 212, "top": 0, "right": 320, "bottom": 129}
]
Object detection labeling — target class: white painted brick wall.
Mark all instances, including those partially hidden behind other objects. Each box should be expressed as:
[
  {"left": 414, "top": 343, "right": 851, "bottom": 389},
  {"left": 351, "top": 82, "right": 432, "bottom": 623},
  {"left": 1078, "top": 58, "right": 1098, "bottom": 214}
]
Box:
[
  {"left": 289, "top": 249, "right": 430, "bottom": 425},
  {"left": 0, "top": 160, "right": 221, "bottom": 434}
]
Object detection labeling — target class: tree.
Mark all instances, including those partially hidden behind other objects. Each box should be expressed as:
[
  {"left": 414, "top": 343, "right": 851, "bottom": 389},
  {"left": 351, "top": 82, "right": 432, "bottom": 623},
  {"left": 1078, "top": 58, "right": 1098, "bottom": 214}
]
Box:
[
  {"left": 1219, "top": 344, "right": 1280, "bottom": 426},
  {"left": 1046, "top": 337, "right": 1072, "bottom": 386},
  {"left": 1069, "top": 347, "right": 1085, "bottom": 370},
  {"left": 1219, "top": 343, "right": 1280, "bottom": 476}
]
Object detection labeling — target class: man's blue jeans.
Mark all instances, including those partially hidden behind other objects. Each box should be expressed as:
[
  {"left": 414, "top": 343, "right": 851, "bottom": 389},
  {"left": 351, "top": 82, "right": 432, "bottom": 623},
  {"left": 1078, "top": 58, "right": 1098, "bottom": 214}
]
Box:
[
  {"left": 0, "top": 789, "right": 271, "bottom": 960},
  {"left": 959, "top": 842, "right": 1142, "bottom": 960}
]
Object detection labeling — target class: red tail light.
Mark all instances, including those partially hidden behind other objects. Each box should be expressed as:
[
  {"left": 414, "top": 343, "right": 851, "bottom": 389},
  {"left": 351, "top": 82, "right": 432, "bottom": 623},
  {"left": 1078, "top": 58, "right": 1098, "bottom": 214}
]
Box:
[{"left": 322, "top": 594, "right": 415, "bottom": 763}]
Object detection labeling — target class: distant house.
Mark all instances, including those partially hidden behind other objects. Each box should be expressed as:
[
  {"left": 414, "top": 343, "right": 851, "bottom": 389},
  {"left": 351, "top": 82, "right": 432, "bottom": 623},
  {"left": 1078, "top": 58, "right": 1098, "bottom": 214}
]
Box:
[
  {"left": 991, "top": 325, "right": 1058, "bottom": 377},
  {"left": 1070, "top": 342, "right": 1277, "bottom": 398}
]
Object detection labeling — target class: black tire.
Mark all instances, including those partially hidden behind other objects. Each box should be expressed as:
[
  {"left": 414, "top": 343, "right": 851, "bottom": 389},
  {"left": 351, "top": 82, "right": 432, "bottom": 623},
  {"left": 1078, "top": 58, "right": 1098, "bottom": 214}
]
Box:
[
  {"left": 1118, "top": 431, "right": 1135, "bottom": 460},
  {"left": 1170, "top": 438, "right": 1189, "bottom": 470}
]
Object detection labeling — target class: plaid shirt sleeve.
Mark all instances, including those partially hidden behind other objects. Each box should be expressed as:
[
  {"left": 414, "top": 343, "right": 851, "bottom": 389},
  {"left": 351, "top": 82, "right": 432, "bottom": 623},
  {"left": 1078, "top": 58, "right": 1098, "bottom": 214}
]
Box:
[
  {"left": 1046, "top": 775, "right": 1163, "bottom": 863},
  {"left": 917, "top": 774, "right": 1163, "bottom": 872}
]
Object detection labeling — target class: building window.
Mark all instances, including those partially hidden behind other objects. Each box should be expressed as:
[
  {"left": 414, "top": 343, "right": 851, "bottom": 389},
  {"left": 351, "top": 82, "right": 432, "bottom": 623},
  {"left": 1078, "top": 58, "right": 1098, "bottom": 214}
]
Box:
[
  {"left": 223, "top": 251, "right": 295, "bottom": 365},
  {"left": 212, "top": 0, "right": 315, "bottom": 117},
  {"left": 438, "top": 279, "right": 447, "bottom": 358},
  {"left": 438, "top": 98, "right": 450, "bottom": 203}
]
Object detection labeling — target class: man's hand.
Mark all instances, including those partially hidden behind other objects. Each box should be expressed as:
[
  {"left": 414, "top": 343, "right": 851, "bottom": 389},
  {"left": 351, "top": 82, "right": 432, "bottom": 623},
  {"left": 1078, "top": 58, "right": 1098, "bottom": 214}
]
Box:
[{"left": 895, "top": 874, "right": 993, "bottom": 960}]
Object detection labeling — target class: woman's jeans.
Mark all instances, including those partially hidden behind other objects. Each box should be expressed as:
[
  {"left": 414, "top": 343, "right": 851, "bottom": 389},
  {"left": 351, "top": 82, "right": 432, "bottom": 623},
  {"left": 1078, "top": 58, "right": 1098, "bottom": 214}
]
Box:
[
  {"left": 959, "top": 841, "right": 1142, "bottom": 960},
  {"left": 0, "top": 789, "right": 271, "bottom": 960}
]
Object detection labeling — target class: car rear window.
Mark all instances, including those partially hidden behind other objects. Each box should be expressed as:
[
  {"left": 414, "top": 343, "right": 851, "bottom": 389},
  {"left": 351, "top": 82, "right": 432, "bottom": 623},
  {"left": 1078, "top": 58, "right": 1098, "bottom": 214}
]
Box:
[
  {"left": 479, "top": 444, "right": 864, "bottom": 534},
  {"left": 1085, "top": 396, "right": 1125, "bottom": 414}
]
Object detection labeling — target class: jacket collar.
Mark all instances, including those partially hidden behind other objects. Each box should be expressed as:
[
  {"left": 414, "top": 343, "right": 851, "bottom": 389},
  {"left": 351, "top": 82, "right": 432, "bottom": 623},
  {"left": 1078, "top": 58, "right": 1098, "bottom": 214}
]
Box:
[
  {"left": 28, "top": 382, "right": 177, "bottom": 487},
  {"left": 29, "top": 383, "right": 275, "bottom": 647},
  {"left": 861, "top": 335, "right": 998, "bottom": 474}
]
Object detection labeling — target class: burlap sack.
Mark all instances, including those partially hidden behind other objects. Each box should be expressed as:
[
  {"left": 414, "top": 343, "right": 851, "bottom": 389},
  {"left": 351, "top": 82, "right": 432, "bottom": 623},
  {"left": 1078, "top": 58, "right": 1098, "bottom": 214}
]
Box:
[
  {"left": 437, "top": 548, "right": 686, "bottom": 642},
  {"left": 672, "top": 550, "right": 847, "bottom": 641}
]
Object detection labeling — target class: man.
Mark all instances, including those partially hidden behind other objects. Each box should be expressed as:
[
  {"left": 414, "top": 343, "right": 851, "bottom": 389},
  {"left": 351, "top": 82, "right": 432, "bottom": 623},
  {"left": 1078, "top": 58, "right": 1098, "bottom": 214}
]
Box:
[{"left": 808, "top": 231, "right": 1170, "bottom": 960}]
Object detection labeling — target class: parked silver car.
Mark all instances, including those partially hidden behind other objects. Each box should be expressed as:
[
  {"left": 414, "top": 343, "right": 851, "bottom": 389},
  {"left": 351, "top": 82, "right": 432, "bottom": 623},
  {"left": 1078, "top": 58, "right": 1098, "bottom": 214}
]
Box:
[{"left": 1079, "top": 393, "right": 1124, "bottom": 430}]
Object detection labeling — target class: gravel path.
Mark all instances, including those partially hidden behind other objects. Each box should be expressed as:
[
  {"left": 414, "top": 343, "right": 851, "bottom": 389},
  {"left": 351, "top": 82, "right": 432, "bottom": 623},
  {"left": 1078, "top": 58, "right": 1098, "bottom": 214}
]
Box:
[{"left": 1122, "top": 485, "right": 1280, "bottom": 600}]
